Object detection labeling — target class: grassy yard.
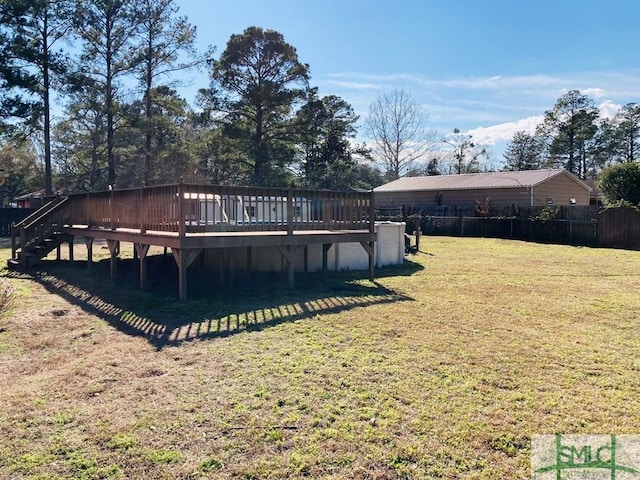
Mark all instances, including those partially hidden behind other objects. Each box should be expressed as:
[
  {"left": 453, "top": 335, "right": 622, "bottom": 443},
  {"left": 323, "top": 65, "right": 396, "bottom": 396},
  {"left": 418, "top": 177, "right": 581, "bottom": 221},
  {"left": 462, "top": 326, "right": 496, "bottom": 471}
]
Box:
[{"left": 1, "top": 236, "right": 640, "bottom": 479}]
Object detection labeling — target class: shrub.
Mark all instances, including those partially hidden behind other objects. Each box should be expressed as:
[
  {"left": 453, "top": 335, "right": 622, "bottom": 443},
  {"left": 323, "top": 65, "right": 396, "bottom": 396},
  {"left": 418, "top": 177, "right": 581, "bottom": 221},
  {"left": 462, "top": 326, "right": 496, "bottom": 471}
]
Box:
[
  {"left": 599, "top": 162, "right": 640, "bottom": 205},
  {"left": 0, "top": 279, "right": 15, "bottom": 317}
]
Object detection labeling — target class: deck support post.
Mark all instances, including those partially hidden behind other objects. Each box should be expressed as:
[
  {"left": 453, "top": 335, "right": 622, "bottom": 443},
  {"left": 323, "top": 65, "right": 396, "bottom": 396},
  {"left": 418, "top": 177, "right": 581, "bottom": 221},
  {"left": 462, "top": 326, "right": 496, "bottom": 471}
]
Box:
[
  {"left": 10, "top": 223, "right": 16, "bottom": 262},
  {"left": 246, "top": 246, "right": 252, "bottom": 273},
  {"left": 68, "top": 236, "right": 74, "bottom": 263},
  {"left": 360, "top": 241, "right": 375, "bottom": 281},
  {"left": 218, "top": 253, "right": 225, "bottom": 283},
  {"left": 172, "top": 248, "right": 202, "bottom": 301},
  {"left": 228, "top": 251, "right": 235, "bottom": 285},
  {"left": 20, "top": 228, "right": 26, "bottom": 267},
  {"left": 369, "top": 240, "right": 375, "bottom": 281},
  {"left": 322, "top": 243, "right": 332, "bottom": 277},
  {"left": 368, "top": 192, "right": 376, "bottom": 281},
  {"left": 135, "top": 243, "right": 150, "bottom": 290},
  {"left": 106, "top": 240, "right": 120, "bottom": 280},
  {"left": 84, "top": 237, "right": 93, "bottom": 271},
  {"left": 277, "top": 245, "right": 299, "bottom": 288},
  {"left": 303, "top": 245, "right": 308, "bottom": 274}
]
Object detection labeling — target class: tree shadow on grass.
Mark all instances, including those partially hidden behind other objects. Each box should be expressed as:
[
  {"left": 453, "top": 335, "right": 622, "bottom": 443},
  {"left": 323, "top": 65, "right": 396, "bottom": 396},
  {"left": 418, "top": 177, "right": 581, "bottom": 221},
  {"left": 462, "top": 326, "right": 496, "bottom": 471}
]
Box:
[{"left": 6, "top": 256, "right": 421, "bottom": 350}]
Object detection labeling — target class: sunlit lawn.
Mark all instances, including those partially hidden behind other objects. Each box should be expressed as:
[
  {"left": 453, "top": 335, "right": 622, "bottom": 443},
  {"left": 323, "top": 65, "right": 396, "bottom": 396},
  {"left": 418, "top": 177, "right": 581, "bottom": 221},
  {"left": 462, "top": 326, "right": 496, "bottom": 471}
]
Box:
[{"left": 1, "top": 236, "right": 640, "bottom": 479}]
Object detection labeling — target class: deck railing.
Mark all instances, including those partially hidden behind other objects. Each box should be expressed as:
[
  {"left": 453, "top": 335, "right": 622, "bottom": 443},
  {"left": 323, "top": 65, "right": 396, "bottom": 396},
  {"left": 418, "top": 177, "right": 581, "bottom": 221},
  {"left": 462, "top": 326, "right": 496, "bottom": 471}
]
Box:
[{"left": 64, "top": 182, "right": 374, "bottom": 235}]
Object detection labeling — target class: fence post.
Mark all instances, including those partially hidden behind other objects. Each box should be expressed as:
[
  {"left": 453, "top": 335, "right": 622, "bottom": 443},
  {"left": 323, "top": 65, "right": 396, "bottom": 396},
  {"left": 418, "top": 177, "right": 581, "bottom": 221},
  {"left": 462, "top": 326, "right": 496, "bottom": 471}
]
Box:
[{"left": 569, "top": 220, "right": 573, "bottom": 244}]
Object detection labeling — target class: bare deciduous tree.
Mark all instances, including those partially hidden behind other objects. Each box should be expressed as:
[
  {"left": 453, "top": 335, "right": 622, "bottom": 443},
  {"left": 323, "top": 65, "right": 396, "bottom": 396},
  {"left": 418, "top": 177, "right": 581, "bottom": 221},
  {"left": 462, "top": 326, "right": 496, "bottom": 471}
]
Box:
[
  {"left": 442, "top": 128, "right": 487, "bottom": 174},
  {"left": 365, "top": 89, "right": 434, "bottom": 180}
]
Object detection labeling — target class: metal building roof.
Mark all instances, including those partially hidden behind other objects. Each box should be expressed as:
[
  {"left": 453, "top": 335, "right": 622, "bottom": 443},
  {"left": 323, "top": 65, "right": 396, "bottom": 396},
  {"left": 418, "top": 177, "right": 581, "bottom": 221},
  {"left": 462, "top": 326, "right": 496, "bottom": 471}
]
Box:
[{"left": 373, "top": 169, "right": 591, "bottom": 192}]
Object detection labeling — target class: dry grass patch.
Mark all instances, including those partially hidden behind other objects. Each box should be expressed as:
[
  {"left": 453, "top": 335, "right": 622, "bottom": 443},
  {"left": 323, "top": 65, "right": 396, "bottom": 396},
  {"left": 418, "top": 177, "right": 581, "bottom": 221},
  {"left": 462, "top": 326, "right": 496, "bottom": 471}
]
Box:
[{"left": 0, "top": 237, "right": 640, "bottom": 478}]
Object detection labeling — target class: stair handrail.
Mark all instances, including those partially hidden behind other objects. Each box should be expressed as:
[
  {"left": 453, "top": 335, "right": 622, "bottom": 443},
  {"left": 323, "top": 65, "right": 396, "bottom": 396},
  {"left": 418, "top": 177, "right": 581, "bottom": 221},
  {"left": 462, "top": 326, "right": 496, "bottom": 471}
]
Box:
[
  {"left": 12, "top": 196, "right": 65, "bottom": 230},
  {"left": 10, "top": 198, "right": 64, "bottom": 260},
  {"left": 11, "top": 196, "right": 69, "bottom": 264}
]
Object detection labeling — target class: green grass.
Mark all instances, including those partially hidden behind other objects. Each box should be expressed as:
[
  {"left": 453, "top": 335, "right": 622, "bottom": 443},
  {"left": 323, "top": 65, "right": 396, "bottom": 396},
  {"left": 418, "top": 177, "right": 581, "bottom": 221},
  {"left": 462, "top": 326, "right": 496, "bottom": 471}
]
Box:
[{"left": 1, "top": 237, "right": 640, "bottom": 478}]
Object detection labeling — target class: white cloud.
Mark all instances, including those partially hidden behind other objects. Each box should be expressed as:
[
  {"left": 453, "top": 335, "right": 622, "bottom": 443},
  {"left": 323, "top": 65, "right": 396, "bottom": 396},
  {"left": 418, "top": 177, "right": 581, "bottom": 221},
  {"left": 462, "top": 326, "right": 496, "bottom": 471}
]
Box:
[
  {"left": 321, "top": 79, "right": 382, "bottom": 90},
  {"left": 582, "top": 87, "right": 606, "bottom": 98},
  {"left": 598, "top": 100, "right": 621, "bottom": 119},
  {"left": 466, "top": 116, "right": 543, "bottom": 146}
]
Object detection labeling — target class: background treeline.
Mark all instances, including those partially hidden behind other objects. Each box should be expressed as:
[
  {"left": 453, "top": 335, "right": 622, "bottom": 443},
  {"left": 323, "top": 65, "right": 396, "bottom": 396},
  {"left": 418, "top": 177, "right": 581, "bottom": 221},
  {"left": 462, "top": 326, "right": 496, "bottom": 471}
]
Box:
[
  {"left": 0, "top": 0, "right": 382, "bottom": 202},
  {"left": 1, "top": 0, "right": 639, "bottom": 205},
  {"left": 502, "top": 90, "right": 640, "bottom": 180}
]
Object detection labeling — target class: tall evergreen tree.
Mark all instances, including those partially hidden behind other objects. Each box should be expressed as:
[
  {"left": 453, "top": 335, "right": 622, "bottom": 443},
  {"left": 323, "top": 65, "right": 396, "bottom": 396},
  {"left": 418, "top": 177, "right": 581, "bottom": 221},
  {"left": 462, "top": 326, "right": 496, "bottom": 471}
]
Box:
[
  {"left": 122, "top": 86, "right": 196, "bottom": 186},
  {"left": 0, "top": 140, "right": 43, "bottom": 204},
  {"left": 0, "top": 0, "right": 73, "bottom": 195},
  {"left": 503, "top": 131, "right": 546, "bottom": 171},
  {"left": 72, "top": 0, "right": 142, "bottom": 186},
  {"left": 296, "top": 90, "right": 369, "bottom": 190},
  {"left": 211, "top": 26, "right": 309, "bottom": 186},
  {"left": 54, "top": 77, "right": 109, "bottom": 191},
  {"left": 537, "top": 90, "right": 599, "bottom": 178},
  {"left": 134, "top": 0, "right": 201, "bottom": 184},
  {"left": 613, "top": 102, "right": 640, "bottom": 163}
]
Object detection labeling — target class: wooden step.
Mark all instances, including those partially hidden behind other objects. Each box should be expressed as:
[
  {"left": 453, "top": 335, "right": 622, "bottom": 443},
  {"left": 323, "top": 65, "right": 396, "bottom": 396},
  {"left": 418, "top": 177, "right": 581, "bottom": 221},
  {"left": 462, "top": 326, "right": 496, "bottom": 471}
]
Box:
[
  {"left": 6, "top": 258, "right": 21, "bottom": 270},
  {"left": 32, "top": 243, "right": 58, "bottom": 256},
  {"left": 12, "top": 251, "right": 41, "bottom": 267}
]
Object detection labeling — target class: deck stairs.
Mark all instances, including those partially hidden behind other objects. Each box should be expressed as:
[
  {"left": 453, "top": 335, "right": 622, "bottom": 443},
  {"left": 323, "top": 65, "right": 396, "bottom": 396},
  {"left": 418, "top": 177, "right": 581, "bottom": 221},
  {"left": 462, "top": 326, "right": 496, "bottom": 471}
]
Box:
[{"left": 7, "top": 196, "right": 70, "bottom": 270}]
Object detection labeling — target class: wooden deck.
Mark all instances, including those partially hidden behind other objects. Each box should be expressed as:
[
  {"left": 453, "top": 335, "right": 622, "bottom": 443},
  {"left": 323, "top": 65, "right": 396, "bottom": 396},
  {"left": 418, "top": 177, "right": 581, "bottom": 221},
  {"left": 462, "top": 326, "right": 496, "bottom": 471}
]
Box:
[{"left": 11, "top": 182, "right": 376, "bottom": 300}]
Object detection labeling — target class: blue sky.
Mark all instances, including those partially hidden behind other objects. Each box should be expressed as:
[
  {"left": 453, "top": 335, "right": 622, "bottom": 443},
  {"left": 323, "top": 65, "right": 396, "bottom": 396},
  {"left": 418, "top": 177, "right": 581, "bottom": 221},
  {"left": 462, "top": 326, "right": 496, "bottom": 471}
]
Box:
[{"left": 174, "top": 0, "right": 640, "bottom": 165}]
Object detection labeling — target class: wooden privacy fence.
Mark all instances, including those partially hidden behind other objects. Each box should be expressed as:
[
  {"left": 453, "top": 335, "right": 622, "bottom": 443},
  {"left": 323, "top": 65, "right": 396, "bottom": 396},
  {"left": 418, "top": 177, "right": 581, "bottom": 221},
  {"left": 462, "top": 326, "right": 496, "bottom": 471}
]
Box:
[
  {"left": 382, "top": 205, "right": 602, "bottom": 222},
  {"left": 599, "top": 207, "right": 640, "bottom": 249},
  {"left": 63, "top": 182, "right": 374, "bottom": 235},
  {"left": 0, "top": 208, "right": 36, "bottom": 236},
  {"left": 419, "top": 216, "right": 600, "bottom": 246},
  {"left": 391, "top": 207, "right": 640, "bottom": 249}
]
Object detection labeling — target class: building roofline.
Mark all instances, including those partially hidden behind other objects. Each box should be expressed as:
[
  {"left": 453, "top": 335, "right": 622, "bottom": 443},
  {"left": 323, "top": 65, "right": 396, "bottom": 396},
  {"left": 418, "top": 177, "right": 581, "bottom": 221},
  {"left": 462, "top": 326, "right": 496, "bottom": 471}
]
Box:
[{"left": 373, "top": 169, "right": 592, "bottom": 193}]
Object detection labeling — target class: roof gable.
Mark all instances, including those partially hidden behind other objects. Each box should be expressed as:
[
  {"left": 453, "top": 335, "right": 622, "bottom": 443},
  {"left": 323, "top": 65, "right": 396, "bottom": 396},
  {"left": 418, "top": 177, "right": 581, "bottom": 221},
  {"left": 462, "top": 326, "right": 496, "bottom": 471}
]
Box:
[{"left": 373, "top": 169, "right": 591, "bottom": 192}]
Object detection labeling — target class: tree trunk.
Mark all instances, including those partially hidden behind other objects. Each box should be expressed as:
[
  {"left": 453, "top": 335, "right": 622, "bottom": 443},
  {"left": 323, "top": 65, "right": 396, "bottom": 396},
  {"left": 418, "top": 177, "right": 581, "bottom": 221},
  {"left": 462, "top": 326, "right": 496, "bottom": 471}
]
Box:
[{"left": 42, "top": 11, "right": 52, "bottom": 196}]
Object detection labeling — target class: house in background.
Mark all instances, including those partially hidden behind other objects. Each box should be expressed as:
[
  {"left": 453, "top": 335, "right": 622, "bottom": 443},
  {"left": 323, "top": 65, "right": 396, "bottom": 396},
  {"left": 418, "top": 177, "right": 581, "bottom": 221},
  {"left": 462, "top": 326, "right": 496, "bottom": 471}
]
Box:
[
  {"left": 14, "top": 190, "right": 48, "bottom": 209},
  {"left": 583, "top": 179, "right": 604, "bottom": 206},
  {"left": 374, "top": 169, "right": 592, "bottom": 213},
  {"left": 14, "top": 188, "right": 70, "bottom": 209}
]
